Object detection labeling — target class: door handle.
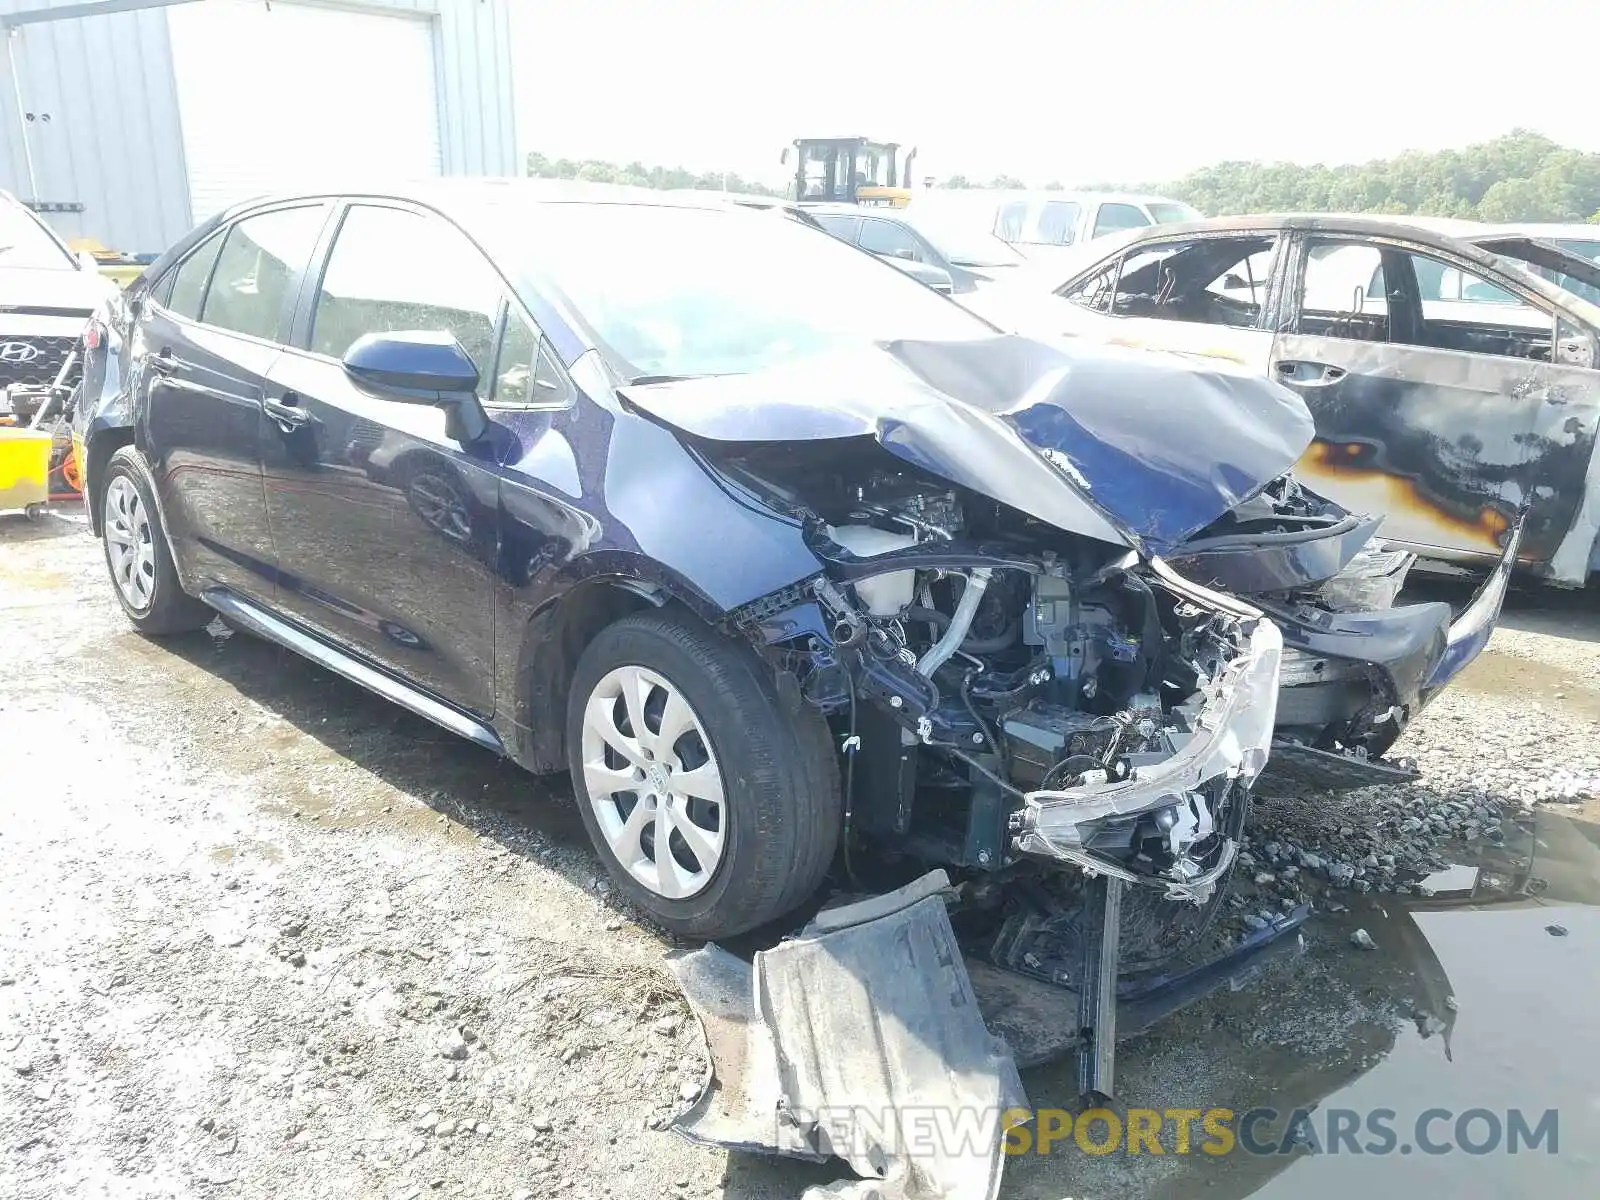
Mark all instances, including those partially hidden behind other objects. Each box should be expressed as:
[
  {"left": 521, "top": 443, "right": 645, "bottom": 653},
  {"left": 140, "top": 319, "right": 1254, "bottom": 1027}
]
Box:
[
  {"left": 150, "top": 350, "right": 176, "bottom": 377},
  {"left": 263, "top": 392, "right": 312, "bottom": 433},
  {"left": 1274, "top": 360, "right": 1347, "bottom": 386}
]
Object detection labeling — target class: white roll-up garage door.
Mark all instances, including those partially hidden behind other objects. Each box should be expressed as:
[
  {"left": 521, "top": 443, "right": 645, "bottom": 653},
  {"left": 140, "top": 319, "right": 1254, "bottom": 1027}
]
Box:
[{"left": 167, "top": 0, "right": 444, "bottom": 224}]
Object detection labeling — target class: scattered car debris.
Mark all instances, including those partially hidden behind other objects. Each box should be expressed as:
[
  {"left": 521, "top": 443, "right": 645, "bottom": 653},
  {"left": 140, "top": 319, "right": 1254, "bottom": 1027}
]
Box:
[
  {"left": 669, "top": 872, "right": 1026, "bottom": 1200},
  {"left": 1350, "top": 928, "right": 1378, "bottom": 951}
]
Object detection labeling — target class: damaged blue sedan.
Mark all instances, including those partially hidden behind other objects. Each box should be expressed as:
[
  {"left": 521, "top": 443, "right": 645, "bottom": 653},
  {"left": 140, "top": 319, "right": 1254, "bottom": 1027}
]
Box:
[{"left": 73, "top": 183, "right": 1512, "bottom": 962}]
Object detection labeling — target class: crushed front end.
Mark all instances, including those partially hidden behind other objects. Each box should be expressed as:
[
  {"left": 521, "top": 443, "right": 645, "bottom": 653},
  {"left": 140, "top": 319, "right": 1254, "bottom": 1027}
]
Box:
[{"left": 707, "top": 441, "right": 1305, "bottom": 1102}]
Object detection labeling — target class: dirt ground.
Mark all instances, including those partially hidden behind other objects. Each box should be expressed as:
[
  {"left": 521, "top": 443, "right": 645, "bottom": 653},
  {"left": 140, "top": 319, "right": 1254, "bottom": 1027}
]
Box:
[{"left": 3, "top": 506, "right": 1598, "bottom": 1200}]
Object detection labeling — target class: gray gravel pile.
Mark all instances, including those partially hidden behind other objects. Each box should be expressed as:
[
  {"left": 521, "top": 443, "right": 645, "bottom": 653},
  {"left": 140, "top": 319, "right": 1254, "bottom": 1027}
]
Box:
[{"left": 1223, "top": 630, "right": 1600, "bottom": 935}]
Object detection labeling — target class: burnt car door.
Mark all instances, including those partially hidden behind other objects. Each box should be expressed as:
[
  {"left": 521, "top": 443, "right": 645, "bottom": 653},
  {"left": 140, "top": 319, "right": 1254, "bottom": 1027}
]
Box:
[
  {"left": 140, "top": 202, "right": 331, "bottom": 600},
  {"left": 1273, "top": 233, "right": 1600, "bottom": 579},
  {"left": 260, "top": 201, "right": 508, "bottom": 716}
]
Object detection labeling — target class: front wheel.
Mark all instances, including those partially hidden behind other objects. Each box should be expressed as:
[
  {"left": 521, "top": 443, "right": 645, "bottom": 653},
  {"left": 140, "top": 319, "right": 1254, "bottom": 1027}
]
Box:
[
  {"left": 566, "top": 610, "right": 841, "bottom": 939},
  {"left": 99, "top": 447, "right": 212, "bottom": 635}
]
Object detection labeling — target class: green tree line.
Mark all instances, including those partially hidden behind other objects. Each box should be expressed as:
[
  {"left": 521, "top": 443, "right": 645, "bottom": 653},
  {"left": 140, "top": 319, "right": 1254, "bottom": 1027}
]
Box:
[
  {"left": 526, "top": 151, "right": 780, "bottom": 197},
  {"left": 1150, "top": 130, "right": 1600, "bottom": 222},
  {"left": 531, "top": 132, "right": 1600, "bottom": 223}
]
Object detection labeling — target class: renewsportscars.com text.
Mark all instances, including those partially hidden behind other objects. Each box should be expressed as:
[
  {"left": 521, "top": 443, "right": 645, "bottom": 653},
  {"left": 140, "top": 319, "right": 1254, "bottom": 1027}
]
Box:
[{"left": 791, "top": 1105, "right": 1560, "bottom": 1158}]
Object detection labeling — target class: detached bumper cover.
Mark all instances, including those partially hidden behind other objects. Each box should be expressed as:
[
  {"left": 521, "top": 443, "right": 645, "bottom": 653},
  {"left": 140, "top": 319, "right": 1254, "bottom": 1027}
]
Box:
[
  {"left": 1424, "top": 513, "right": 1525, "bottom": 696},
  {"left": 669, "top": 871, "right": 1027, "bottom": 1200}
]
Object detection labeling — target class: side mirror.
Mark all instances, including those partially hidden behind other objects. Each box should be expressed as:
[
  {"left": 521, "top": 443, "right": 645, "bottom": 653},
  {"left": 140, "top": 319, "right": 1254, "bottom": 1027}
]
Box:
[
  {"left": 342, "top": 330, "right": 488, "bottom": 444},
  {"left": 77, "top": 250, "right": 100, "bottom": 274},
  {"left": 921, "top": 265, "right": 955, "bottom": 294},
  {"left": 1220, "top": 273, "right": 1249, "bottom": 290},
  {"left": 891, "top": 248, "right": 916, "bottom": 261}
]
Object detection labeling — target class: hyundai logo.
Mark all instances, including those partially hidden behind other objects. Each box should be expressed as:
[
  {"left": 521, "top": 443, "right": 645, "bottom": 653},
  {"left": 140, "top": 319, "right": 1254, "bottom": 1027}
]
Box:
[{"left": 0, "top": 341, "right": 42, "bottom": 365}]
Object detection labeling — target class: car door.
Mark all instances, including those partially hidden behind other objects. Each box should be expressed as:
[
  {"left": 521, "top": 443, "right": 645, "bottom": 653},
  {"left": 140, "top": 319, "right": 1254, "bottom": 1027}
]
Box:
[
  {"left": 140, "top": 202, "right": 331, "bottom": 601},
  {"left": 1272, "top": 233, "right": 1600, "bottom": 576},
  {"left": 260, "top": 201, "right": 507, "bottom": 716}
]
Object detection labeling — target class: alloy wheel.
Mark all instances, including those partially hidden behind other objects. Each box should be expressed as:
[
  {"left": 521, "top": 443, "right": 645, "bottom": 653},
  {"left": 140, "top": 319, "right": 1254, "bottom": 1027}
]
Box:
[
  {"left": 104, "top": 475, "right": 156, "bottom": 610},
  {"left": 580, "top": 665, "right": 726, "bottom": 899}
]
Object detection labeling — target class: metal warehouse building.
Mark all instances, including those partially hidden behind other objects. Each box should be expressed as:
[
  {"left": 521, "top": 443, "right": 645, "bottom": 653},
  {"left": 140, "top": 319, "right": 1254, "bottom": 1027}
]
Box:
[{"left": 2, "top": 0, "right": 520, "bottom": 257}]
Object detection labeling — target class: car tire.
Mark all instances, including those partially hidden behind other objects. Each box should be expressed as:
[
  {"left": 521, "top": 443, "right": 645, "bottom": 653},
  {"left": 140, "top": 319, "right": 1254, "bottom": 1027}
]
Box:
[
  {"left": 567, "top": 610, "right": 841, "bottom": 939},
  {"left": 99, "top": 446, "right": 213, "bottom": 635}
]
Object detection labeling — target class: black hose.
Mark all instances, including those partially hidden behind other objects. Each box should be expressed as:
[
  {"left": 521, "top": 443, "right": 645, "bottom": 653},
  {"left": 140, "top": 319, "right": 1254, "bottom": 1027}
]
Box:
[
  {"left": 841, "top": 665, "right": 860, "bottom": 887},
  {"left": 942, "top": 745, "right": 1027, "bottom": 801},
  {"left": 904, "top": 605, "right": 951, "bottom": 630},
  {"left": 903, "top": 607, "right": 1018, "bottom": 655},
  {"left": 960, "top": 669, "right": 1005, "bottom": 773}
]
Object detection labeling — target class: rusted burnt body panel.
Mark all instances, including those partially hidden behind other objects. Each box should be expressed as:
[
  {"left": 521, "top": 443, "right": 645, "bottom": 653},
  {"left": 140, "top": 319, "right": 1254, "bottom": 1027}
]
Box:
[{"left": 1275, "top": 333, "right": 1600, "bottom": 574}]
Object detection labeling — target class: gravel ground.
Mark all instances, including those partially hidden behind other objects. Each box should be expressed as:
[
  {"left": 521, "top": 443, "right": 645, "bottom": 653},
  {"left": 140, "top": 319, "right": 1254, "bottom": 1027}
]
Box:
[{"left": 3, "top": 509, "right": 1598, "bottom": 1200}]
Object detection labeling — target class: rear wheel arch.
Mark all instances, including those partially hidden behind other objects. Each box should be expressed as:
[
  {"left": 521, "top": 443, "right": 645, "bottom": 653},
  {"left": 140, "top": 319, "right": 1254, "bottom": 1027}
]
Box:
[{"left": 84, "top": 425, "right": 135, "bottom": 536}]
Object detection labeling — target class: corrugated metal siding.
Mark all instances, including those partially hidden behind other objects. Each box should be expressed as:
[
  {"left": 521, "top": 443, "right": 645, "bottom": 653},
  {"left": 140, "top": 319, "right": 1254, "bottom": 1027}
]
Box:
[
  {"left": 0, "top": 0, "right": 193, "bottom": 253},
  {"left": 1, "top": 0, "right": 518, "bottom": 255}
]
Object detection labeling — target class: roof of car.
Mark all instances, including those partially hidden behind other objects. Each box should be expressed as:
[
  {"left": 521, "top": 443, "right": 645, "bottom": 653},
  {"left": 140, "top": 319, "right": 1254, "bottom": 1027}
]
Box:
[
  {"left": 1483, "top": 221, "right": 1600, "bottom": 241},
  {"left": 1110, "top": 211, "right": 1516, "bottom": 240},
  {"left": 800, "top": 202, "right": 906, "bottom": 218},
  {"left": 1038, "top": 211, "right": 1600, "bottom": 322},
  {"left": 214, "top": 178, "right": 744, "bottom": 225}
]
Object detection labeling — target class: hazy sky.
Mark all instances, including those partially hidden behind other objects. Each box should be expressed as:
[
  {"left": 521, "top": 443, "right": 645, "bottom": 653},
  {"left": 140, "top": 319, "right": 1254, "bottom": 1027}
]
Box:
[{"left": 514, "top": 0, "right": 1600, "bottom": 187}]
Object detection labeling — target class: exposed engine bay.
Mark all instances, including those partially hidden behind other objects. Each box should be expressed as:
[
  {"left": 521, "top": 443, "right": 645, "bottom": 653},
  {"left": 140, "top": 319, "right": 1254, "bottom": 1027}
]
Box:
[{"left": 718, "top": 441, "right": 1281, "bottom": 929}]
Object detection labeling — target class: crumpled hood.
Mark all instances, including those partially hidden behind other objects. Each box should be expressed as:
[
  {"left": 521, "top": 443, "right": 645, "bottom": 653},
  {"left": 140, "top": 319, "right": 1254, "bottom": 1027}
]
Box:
[
  {"left": 0, "top": 264, "right": 110, "bottom": 313},
  {"left": 620, "top": 334, "right": 1316, "bottom": 554}
]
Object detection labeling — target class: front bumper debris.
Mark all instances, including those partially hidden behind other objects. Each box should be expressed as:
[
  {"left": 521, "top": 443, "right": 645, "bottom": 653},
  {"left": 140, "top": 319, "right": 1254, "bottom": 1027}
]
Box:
[
  {"left": 670, "top": 870, "right": 1315, "bottom": 1194},
  {"left": 669, "top": 871, "right": 1027, "bottom": 1200},
  {"left": 1014, "top": 616, "right": 1283, "bottom": 898}
]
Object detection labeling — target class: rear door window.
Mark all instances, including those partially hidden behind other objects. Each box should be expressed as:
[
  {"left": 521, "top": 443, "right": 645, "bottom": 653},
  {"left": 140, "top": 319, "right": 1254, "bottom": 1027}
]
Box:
[
  {"left": 199, "top": 205, "right": 327, "bottom": 342},
  {"left": 165, "top": 231, "right": 227, "bottom": 320},
  {"left": 310, "top": 205, "right": 504, "bottom": 394}
]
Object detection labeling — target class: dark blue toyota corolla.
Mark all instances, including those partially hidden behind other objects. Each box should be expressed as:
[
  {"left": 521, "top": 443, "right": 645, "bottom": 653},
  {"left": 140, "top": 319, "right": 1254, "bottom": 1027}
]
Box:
[{"left": 73, "top": 182, "right": 1512, "bottom": 942}]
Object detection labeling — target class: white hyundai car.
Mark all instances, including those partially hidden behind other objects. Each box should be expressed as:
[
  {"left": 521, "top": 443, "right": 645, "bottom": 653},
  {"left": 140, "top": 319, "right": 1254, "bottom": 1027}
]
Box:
[{"left": 0, "top": 190, "right": 117, "bottom": 425}]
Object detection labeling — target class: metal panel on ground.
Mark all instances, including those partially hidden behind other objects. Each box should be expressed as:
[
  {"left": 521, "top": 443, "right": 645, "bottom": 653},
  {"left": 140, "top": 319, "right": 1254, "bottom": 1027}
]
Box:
[{"left": 165, "top": 0, "right": 444, "bottom": 223}]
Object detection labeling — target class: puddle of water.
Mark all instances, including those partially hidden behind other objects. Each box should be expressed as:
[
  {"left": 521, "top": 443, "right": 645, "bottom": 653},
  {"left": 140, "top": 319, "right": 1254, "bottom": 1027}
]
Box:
[{"left": 1003, "top": 808, "right": 1600, "bottom": 1200}]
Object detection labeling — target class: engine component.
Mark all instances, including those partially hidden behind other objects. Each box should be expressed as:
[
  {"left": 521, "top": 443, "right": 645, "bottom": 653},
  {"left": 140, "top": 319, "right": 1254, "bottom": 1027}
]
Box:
[
  {"left": 825, "top": 523, "right": 919, "bottom": 616},
  {"left": 918, "top": 568, "right": 994, "bottom": 678}
]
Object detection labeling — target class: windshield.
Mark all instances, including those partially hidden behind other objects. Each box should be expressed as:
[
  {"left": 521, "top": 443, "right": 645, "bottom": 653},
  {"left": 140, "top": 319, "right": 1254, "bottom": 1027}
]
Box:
[
  {"left": 1148, "top": 202, "right": 1202, "bottom": 224},
  {"left": 0, "top": 201, "right": 74, "bottom": 269},
  {"left": 904, "top": 211, "right": 1024, "bottom": 268},
  {"left": 512, "top": 203, "right": 991, "bottom": 379}
]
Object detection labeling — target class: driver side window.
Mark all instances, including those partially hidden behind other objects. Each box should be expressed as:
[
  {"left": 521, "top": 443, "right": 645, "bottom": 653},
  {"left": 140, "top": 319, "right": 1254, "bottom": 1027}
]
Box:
[{"left": 311, "top": 205, "right": 503, "bottom": 396}]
